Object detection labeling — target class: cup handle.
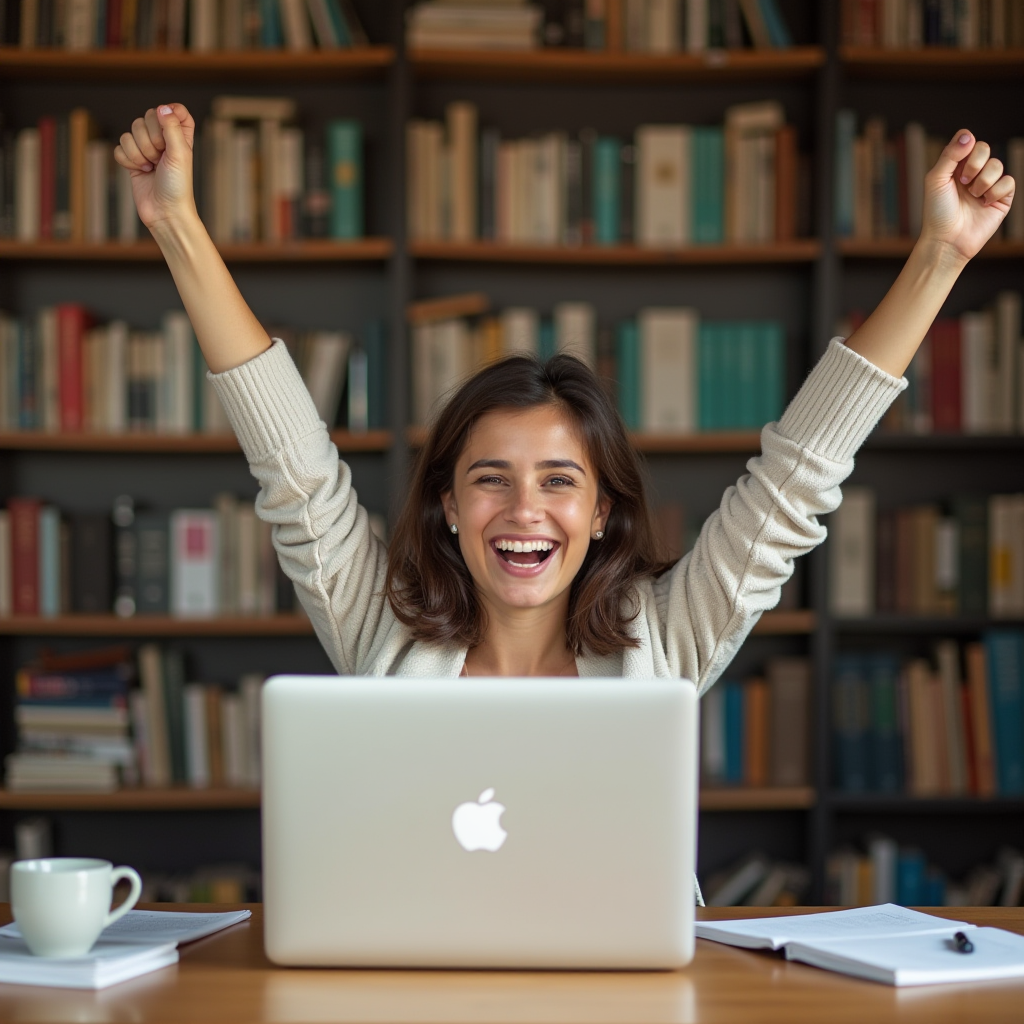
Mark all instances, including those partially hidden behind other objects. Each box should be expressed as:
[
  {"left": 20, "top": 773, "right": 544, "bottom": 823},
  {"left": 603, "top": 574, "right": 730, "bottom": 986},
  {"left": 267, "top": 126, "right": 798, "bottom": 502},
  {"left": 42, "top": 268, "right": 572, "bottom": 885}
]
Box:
[{"left": 105, "top": 866, "right": 143, "bottom": 929}]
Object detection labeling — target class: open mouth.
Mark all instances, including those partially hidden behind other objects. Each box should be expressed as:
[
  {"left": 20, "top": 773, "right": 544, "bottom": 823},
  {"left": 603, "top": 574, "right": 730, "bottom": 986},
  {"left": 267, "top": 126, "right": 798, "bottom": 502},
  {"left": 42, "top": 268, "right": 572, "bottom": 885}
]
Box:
[{"left": 491, "top": 539, "right": 558, "bottom": 569}]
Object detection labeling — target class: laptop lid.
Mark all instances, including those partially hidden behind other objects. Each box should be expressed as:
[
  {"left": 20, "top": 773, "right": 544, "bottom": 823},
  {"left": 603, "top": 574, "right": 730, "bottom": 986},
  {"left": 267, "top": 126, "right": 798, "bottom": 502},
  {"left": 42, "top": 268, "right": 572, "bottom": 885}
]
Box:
[{"left": 262, "top": 675, "right": 697, "bottom": 969}]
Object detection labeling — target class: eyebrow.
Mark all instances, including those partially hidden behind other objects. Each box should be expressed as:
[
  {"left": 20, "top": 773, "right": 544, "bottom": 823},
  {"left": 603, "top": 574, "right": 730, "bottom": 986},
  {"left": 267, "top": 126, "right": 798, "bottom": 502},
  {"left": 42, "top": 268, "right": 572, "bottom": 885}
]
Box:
[{"left": 466, "top": 458, "right": 587, "bottom": 475}]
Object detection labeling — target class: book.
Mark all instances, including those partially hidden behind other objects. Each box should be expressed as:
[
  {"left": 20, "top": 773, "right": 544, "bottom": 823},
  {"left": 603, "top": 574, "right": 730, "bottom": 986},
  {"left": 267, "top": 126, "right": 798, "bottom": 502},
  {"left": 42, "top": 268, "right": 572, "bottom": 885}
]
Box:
[
  {"left": 169, "top": 510, "right": 219, "bottom": 617},
  {"left": 828, "top": 486, "right": 875, "bottom": 617},
  {"left": 635, "top": 124, "right": 690, "bottom": 247},
  {"left": 327, "top": 119, "right": 362, "bottom": 240},
  {"left": 697, "top": 904, "right": 1024, "bottom": 987},
  {"left": 987, "top": 630, "right": 1024, "bottom": 795},
  {"left": 639, "top": 306, "right": 697, "bottom": 433}
]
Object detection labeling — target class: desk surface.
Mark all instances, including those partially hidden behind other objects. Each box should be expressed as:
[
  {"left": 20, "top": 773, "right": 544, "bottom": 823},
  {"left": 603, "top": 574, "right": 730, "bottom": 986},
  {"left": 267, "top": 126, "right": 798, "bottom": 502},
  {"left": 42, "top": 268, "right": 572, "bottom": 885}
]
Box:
[{"left": 1, "top": 904, "right": 1022, "bottom": 1023}]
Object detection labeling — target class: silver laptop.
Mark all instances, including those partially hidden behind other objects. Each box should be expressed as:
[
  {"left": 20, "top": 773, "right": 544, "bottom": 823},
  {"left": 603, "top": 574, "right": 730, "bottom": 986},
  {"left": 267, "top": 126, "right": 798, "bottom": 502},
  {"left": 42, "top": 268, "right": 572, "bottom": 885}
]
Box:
[{"left": 261, "top": 675, "right": 698, "bottom": 969}]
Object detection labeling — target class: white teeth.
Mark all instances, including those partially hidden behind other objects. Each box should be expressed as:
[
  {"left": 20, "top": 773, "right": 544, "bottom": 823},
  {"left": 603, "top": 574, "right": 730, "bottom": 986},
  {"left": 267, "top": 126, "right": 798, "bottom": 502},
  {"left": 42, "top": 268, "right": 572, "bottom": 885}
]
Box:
[
  {"left": 513, "top": 541, "right": 524, "bottom": 553},
  {"left": 494, "top": 539, "right": 555, "bottom": 552}
]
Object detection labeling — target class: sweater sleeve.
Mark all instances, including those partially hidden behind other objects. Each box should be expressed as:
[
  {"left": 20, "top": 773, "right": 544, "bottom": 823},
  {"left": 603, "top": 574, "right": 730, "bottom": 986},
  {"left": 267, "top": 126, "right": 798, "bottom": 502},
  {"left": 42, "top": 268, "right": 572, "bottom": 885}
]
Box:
[
  {"left": 208, "top": 339, "right": 394, "bottom": 675},
  {"left": 652, "top": 337, "right": 907, "bottom": 695}
]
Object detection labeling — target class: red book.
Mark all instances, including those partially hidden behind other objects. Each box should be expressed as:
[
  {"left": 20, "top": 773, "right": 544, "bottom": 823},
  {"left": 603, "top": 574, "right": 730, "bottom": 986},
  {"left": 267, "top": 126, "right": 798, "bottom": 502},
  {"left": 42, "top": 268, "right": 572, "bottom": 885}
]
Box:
[
  {"left": 107, "top": 0, "right": 123, "bottom": 47},
  {"left": 9, "top": 498, "right": 41, "bottom": 616},
  {"left": 38, "top": 117, "right": 56, "bottom": 241},
  {"left": 774, "top": 124, "right": 797, "bottom": 242},
  {"left": 930, "top": 318, "right": 961, "bottom": 433},
  {"left": 57, "top": 303, "right": 91, "bottom": 432}
]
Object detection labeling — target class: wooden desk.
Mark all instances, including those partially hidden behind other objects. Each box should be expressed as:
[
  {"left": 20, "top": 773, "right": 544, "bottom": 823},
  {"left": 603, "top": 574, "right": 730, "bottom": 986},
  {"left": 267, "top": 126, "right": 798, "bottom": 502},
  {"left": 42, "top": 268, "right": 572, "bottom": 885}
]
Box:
[{"left": 1, "top": 904, "right": 1022, "bottom": 1022}]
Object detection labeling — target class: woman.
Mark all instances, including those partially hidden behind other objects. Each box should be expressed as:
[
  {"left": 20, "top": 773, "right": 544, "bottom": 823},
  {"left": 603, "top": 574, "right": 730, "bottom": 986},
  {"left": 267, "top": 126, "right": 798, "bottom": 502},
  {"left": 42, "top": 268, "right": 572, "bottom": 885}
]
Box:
[{"left": 115, "top": 107, "right": 1013, "bottom": 686}]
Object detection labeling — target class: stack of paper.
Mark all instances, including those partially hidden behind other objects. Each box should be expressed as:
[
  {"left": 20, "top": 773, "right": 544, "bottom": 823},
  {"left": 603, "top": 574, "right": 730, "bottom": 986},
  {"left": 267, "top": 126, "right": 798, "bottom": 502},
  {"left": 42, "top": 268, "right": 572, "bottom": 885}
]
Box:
[
  {"left": 696, "top": 904, "right": 1024, "bottom": 986},
  {"left": 0, "top": 909, "right": 251, "bottom": 990}
]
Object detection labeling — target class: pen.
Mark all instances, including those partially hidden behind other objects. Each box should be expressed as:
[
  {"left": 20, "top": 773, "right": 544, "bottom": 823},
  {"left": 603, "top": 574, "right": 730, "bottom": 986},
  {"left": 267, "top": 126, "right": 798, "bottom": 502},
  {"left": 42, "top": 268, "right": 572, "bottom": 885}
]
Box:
[{"left": 954, "top": 931, "right": 974, "bottom": 954}]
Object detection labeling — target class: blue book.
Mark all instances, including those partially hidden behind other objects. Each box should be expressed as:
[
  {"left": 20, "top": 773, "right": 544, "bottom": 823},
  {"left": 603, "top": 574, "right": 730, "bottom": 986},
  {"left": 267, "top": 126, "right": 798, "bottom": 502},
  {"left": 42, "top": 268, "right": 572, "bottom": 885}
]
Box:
[
  {"left": 364, "top": 320, "right": 387, "bottom": 430},
  {"left": 986, "top": 630, "right": 1024, "bottom": 795},
  {"left": 38, "top": 506, "right": 61, "bottom": 618},
  {"left": 896, "top": 849, "right": 926, "bottom": 906},
  {"left": 323, "top": 0, "right": 352, "bottom": 45},
  {"left": 615, "top": 320, "right": 640, "bottom": 430},
  {"left": 692, "top": 126, "right": 724, "bottom": 244},
  {"left": 592, "top": 137, "right": 621, "bottom": 245},
  {"left": 17, "top": 669, "right": 131, "bottom": 700},
  {"left": 697, "top": 322, "right": 719, "bottom": 431},
  {"left": 866, "top": 654, "right": 902, "bottom": 793},
  {"left": 539, "top": 319, "right": 556, "bottom": 361},
  {"left": 833, "top": 655, "right": 870, "bottom": 792},
  {"left": 834, "top": 110, "right": 856, "bottom": 238},
  {"left": 724, "top": 679, "right": 744, "bottom": 783},
  {"left": 923, "top": 868, "right": 946, "bottom": 908},
  {"left": 327, "top": 120, "right": 363, "bottom": 240},
  {"left": 736, "top": 322, "right": 759, "bottom": 430},
  {"left": 260, "top": 0, "right": 283, "bottom": 46},
  {"left": 758, "top": 0, "right": 792, "bottom": 47},
  {"left": 756, "top": 321, "right": 785, "bottom": 427}
]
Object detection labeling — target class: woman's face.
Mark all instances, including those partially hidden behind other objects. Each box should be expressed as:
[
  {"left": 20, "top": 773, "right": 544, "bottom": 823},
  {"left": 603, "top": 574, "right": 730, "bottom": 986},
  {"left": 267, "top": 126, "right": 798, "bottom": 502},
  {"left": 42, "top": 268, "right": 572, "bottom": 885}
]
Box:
[{"left": 441, "top": 404, "right": 611, "bottom": 619}]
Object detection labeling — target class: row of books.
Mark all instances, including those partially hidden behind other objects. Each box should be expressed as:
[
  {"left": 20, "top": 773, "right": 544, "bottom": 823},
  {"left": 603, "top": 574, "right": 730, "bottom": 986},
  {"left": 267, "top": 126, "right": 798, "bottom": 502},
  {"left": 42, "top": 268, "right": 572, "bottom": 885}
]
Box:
[
  {"left": 834, "top": 113, "right": 1024, "bottom": 242},
  {"left": 702, "top": 854, "right": 810, "bottom": 908},
  {"left": 2, "top": 645, "right": 265, "bottom": 791},
  {"left": 1, "top": 98, "right": 364, "bottom": 244},
  {"left": 0, "top": 306, "right": 386, "bottom": 434},
  {"left": 405, "top": 0, "right": 795, "bottom": 52},
  {"left": 412, "top": 296, "right": 786, "bottom": 435},
  {"left": 832, "top": 633, "right": 1024, "bottom": 797},
  {"left": 0, "top": 494, "right": 297, "bottom": 619},
  {"left": 829, "top": 488, "right": 1024, "bottom": 619},
  {"left": 700, "top": 657, "right": 811, "bottom": 789},
  {"left": 1, "top": 0, "right": 368, "bottom": 50},
  {"left": 841, "top": 0, "right": 1024, "bottom": 48},
  {"left": 407, "top": 100, "right": 805, "bottom": 247},
  {"left": 841, "top": 292, "right": 1024, "bottom": 437}
]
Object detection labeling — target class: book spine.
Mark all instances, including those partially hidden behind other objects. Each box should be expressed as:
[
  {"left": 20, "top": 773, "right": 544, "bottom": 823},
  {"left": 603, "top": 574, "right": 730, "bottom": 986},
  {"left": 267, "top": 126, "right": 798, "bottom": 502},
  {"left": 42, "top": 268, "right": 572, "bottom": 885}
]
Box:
[
  {"left": 615, "top": 319, "right": 640, "bottom": 430},
  {"left": 183, "top": 683, "right": 211, "bottom": 788},
  {"left": 833, "top": 656, "right": 869, "bottom": 792},
  {"left": 37, "top": 116, "right": 55, "bottom": 240},
  {"left": 327, "top": 119, "right": 363, "bottom": 240},
  {"left": 169, "top": 510, "right": 219, "bottom": 616},
  {"left": 135, "top": 512, "right": 170, "bottom": 615},
  {"left": 723, "top": 679, "right": 744, "bottom": 783},
  {"left": 365, "top": 320, "right": 387, "bottom": 431},
  {"left": 10, "top": 498, "right": 41, "bottom": 615},
  {"left": 986, "top": 630, "right": 1024, "bottom": 794},
  {"left": 743, "top": 676, "right": 769, "bottom": 786},
  {"left": 70, "top": 513, "right": 112, "bottom": 613},
  {"left": 592, "top": 136, "right": 620, "bottom": 245}
]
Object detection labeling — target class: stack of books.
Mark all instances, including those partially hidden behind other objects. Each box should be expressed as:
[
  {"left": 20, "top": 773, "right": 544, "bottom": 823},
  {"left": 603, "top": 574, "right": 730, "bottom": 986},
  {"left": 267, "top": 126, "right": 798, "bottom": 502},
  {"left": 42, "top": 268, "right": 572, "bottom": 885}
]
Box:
[
  {"left": 407, "top": 100, "right": 805, "bottom": 247},
  {"left": 406, "top": 1, "right": 543, "bottom": 50},
  {"left": 5, "top": 651, "right": 136, "bottom": 792},
  {"left": 0, "top": 0, "right": 368, "bottom": 50},
  {"left": 840, "top": 0, "right": 1024, "bottom": 48},
  {"left": 701, "top": 657, "right": 812, "bottom": 789},
  {"left": 702, "top": 853, "right": 810, "bottom": 907},
  {"left": 834, "top": 113, "right": 1024, "bottom": 242},
  {"left": 831, "top": 633, "right": 1024, "bottom": 797},
  {"left": 829, "top": 487, "right": 1024, "bottom": 619}
]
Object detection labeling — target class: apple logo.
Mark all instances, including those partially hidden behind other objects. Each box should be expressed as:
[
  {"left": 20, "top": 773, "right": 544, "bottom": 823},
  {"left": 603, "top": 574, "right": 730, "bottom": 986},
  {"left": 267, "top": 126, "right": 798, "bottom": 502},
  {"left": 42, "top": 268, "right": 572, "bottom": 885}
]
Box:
[{"left": 451, "top": 788, "right": 508, "bottom": 852}]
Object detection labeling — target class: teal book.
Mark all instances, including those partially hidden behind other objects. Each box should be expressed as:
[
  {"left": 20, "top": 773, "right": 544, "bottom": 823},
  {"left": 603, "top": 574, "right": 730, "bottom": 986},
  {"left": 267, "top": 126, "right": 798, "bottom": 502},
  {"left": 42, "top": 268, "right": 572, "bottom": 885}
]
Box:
[
  {"left": 697, "top": 322, "right": 720, "bottom": 431},
  {"left": 327, "top": 120, "right": 363, "bottom": 240},
  {"left": 260, "top": 0, "right": 283, "bottom": 46},
  {"left": 724, "top": 680, "right": 744, "bottom": 783},
  {"left": 615, "top": 320, "right": 640, "bottom": 430},
  {"left": 758, "top": 0, "right": 793, "bottom": 46},
  {"left": 866, "top": 654, "right": 902, "bottom": 793},
  {"left": 365, "top": 320, "right": 387, "bottom": 430},
  {"left": 736, "top": 322, "right": 759, "bottom": 429},
  {"left": 592, "top": 137, "right": 621, "bottom": 245},
  {"left": 38, "top": 506, "right": 61, "bottom": 617},
  {"left": 835, "top": 110, "right": 856, "bottom": 237},
  {"left": 986, "top": 630, "right": 1024, "bottom": 795},
  {"left": 758, "top": 320, "right": 785, "bottom": 426},
  {"left": 832, "top": 654, "right": 870, "bottom": 792},
  {"left": 692, "top": 126, "right": 724, "bottom": 244},
  {"left": 718, "top": 323, "right": 741, "bottom": 430},
  {"left": 323, "top": 0, "right": 352, "bottom": 45},
  {"left": 539, "top": 318, "right": 556, "bottom": 361}
]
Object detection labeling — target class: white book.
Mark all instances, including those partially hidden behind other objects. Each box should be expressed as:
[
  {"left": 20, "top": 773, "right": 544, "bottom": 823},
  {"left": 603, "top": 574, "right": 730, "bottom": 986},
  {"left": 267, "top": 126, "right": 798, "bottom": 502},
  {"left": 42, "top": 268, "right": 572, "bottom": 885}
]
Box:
[
  {"left": 222, "top": 0, "right": 243, "bottom": 47},
  {"left": 138, "top": 644, "right": 171, "bottom": 787},
  {"left": 647, "top": 0, "right": 679, "bottom": 52},
  {"left": 421, "top": 121, "right": 445, "bottom": 240},
  {"left": 934, "top": 638, "right": 968, "bottom": 794},
  {"left": 278, "top": 126, "right": 304, "bottom": 237},
  {"left": 500, "top": 307, "right": 539, "bottom": 356},
  {"left": 15, "top": 129, "right": 41, "bottom": 242},
  {"left": 412, "top": 321, "right": 437, "bottom": 425},
  {"left": 429, "top": 318, "right": 474, "bottom": 410},
  {"left": 205, "top": 118, "right": 233, "bottom": 243},
  {"left": 904, "top": 122, "right": 927, "bottom": 238},
  {"left": 700, "top": 682, "right": 725, "bottom": 782},
  {"left": 105, "top": 320, "right": 128, "bottom": 433},
  {"left": 303, "top": 330, "right": 350, "bottom": 426},
  {"left": 182, "top": 683, "right": 211, "bottom": 788},
  {"left": 169, "top": 510, "right": 220, "bottom": 617},
  {"left": 235, "top": 505, "right": 260, "bottom": 614},
  {"left": 685, "top": 0, "right": 707, "bottom": 52},
  {"left": 214, "top": 492, "right": 238, "bottom": 614},
  {"left": 639, "top": 306, "right": 698, "bottom": 433},
  {"left": 66, "top": 0, "right": 96, "bottom": 49},
  {"left": 189, "top": 0, "right": 218, "bottom": 49},
  {"left": 279, "top": 0, "right": 312, "bottom": 49},
  {"left": 868, "top": 836, "right": 898, "bottom": 904},
  {"left": 993, "top": 290, "right": 1021, "bottom": 433},
  {"left": 554, "top": 301, "right": 595, "bottom": 367},
  {"left": 0, "top": 510, "right": 10, "bottom": 617},
  {"left": 231, "top": 127, "right": 257, "bottom": 242},
  {"left": 0, "top": 938, "right": 177, "bottom": 990},
  {"left": 828, "top": 486, "right": 875, "bottom": 617},
  {"left": 533, "top": 132, "right": 564, "bottom": 245},
  {"left": 162, "top": 311, "right": 196, "bottom": 435},
  {"left": 635, "top": 125, "right": 690, "bottom": 247},
  {"left": 202, "top": 374, "right": 232, "bottom": 433},
  {"left": 1007, "top": 139, "right": 1024, "bottom": 241},
  {"left": 221, "top": 692, "right": 247, "bottom": 786},
  {"left": 37, "top": 307, "right": 60, "bottom": 433},
  {"left": 961, "top": 309, "right": 995, "bottom": 434},
  {"left": 446, "top": 102, "right": 478, "bottom": 242}
]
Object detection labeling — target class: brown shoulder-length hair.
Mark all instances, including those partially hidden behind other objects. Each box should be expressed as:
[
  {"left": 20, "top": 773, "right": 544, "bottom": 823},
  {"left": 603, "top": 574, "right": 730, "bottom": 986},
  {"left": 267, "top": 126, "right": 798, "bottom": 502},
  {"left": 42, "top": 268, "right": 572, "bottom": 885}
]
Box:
[{"left": 385, "top": 354, "right": 672, "bottom": 657}]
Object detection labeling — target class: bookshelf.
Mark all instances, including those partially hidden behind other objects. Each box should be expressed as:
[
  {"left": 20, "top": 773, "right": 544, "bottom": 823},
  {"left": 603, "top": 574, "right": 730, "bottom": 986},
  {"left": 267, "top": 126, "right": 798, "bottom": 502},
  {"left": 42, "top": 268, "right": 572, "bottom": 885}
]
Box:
[{"left": 1, "top": 1, "right": 1023, "bottom": 904}]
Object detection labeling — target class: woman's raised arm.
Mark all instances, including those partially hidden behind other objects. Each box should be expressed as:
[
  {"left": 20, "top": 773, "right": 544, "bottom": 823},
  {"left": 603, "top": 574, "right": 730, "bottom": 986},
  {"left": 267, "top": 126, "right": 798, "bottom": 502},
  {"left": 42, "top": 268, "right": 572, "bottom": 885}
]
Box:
[{"left": 113, "top": 103, "right": 271, "bottom": 373}]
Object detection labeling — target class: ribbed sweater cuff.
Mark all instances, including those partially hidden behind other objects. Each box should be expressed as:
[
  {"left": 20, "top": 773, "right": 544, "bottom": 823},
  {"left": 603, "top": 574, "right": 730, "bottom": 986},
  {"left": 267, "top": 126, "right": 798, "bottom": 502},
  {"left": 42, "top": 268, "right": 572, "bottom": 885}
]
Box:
[
  {"left": 208, "top": 338, "right": 323, "bottom": 462},
  {"left": 776, "top": 337, "right": 907, "bottom": 463}
]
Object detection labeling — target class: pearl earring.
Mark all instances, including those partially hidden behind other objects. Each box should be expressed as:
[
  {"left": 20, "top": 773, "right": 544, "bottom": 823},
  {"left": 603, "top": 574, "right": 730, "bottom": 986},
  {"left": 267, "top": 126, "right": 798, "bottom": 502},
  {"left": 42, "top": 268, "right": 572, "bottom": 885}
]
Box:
[
  {"left": 450, "top": 523, "right": 458, "bottom": 534},
  {"left": 594, "top": 530, "right": 604, "bottom": 540}
]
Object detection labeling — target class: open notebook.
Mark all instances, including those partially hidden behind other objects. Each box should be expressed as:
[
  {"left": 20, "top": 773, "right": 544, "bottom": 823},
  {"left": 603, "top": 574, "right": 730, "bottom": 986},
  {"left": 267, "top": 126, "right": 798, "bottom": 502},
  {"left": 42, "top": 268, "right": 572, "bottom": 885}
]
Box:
[{"left": 696, "top": 904, "right": 1024, "bottom": 986}]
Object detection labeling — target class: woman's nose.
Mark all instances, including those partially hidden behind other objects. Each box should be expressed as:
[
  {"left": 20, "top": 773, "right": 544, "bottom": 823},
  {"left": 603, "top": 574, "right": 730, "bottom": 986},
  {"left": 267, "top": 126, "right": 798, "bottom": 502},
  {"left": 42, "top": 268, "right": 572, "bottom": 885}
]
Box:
[{"left": 504, "top": 483, "right": 543, "bottom": 524}]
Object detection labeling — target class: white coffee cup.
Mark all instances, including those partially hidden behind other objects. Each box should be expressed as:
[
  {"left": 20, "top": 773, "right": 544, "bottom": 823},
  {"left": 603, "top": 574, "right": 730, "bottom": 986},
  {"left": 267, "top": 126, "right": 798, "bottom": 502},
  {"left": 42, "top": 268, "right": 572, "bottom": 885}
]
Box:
[{"left": 11, "top": 858, "right": 143, "bottom": 958}]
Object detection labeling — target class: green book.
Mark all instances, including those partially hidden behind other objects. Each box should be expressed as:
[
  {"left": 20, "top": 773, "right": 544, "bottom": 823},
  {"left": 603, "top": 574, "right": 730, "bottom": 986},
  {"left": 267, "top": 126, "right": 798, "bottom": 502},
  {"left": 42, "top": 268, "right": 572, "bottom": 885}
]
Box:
[
  {"left": 539, "top": 318, "right": 556, "bottom": 361},
  {"left": 592, "top": 137, "right": 621, "bottom": 245},
  {"left": 615, "top": 319, "right": 640, "bottom": 430},
  {"left": 162, "top": 648, "right": 188, "bottom": 787},
  {"left": 327, "top": 120, "right": 363, "bottom": 240},
  {"left": 736, "top": 322, "right": 759, "bottom": 429},
  {"left": 719, "top": 323, "right": 742, "bottom": 430},
  {"left": 692, "top": 126, "right": 724, "bottom": 244},
  {"left": 697, "top": 322, "right": 719, "bottom": 431},
  {"left": 759, "top": 320, "right": 785, "bottom": 425},
  {"left": 953, "top": 494, "right": 988, "bottom": 615}
]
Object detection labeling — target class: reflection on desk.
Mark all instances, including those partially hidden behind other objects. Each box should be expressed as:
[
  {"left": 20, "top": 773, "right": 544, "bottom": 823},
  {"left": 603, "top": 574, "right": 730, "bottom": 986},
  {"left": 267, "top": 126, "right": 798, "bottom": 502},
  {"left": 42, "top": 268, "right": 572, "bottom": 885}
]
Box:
[{"left": 0, "top": 904, "right": 1022, "bottom": 1023}]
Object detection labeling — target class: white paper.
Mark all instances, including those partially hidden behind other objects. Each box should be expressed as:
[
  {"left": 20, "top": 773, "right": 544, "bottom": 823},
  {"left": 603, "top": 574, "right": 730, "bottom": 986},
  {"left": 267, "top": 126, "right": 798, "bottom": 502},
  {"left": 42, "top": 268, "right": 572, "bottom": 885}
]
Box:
[
  {"left": 695, "top": 904, "right": 974, "bottom": 950},
  {"left": 0, "top": 909, "right": 251, "bottom": 947},
  {"left": 0, "top": 937, "right": 178, "bottom": 990}
]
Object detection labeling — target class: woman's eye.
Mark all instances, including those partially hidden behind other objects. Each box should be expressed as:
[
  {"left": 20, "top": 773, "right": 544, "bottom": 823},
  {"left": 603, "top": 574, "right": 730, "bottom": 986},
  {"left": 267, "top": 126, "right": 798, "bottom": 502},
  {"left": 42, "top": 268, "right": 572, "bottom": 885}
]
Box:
[{"left": 546, "top": 476, "right": 575, "bottom": 487}]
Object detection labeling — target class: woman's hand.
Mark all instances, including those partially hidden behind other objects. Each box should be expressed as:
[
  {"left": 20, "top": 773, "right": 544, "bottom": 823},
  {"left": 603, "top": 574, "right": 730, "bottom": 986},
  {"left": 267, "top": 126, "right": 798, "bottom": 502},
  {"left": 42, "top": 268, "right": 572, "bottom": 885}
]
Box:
[
  {"left": 920, "top": 129, "right": 1015, "bottom": 263},
  {"left": 113, "top": 103, "right": 197, "bottom": 230}
]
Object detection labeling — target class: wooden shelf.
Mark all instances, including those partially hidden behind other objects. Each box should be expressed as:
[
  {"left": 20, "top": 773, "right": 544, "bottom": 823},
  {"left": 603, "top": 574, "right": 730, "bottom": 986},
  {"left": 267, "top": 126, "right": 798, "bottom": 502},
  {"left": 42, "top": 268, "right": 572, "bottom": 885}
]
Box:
[
  {"left": 0, "top": 615, "right": 314, "bottom": 636},
  {"left": 838, "top": 238, "right": 1024, "bottom": 259},
  {"left": 0, "top": 238, "right": 393, "bottom": 262},
  {"left": 0, "top": 429, "right": 392, "bottom": 453},
  {"left": 0, "top": 45, "right": 395, "bottom": 80},
  {"left": 411, "top": 240, "right": 821, "bottom": 265},
  {"left": 699, "top": 786, "right": 816, "bottom": 811},
  {"left": 840, "top": 45, "right": 1024, "bottom": 79},
  {"left": 833, "top": 615, "right": 1023, "bottom": 634},
  {"left": 0, "top": 787, "right": 260, "bottom": 810},
  {"left": 410, "top": 46, "right": 825, "bottom": 83},
  {"left": 0, "top": 786, "right": 814, "bottom": 812}
]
